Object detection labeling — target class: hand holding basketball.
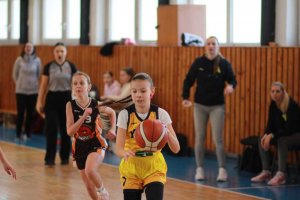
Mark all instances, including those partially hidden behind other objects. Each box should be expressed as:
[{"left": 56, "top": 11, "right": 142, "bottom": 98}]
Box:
[{"left": 134, "top": 119, "right": 169, "bottom": 152}]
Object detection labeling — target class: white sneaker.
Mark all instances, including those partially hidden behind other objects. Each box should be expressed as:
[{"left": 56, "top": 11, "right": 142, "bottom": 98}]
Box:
[
  {"left": 267, "top": 171, "right": 286, "bottom": 186},
  {"left": 251, "top": 170, "right": 272, "bottom": 182},
  {"left": 22, "top": 134, "right": 27, "bottom": 141},
  {"left": 97, "top": 187, "right": 109, "bottom": 200},
  {"left": 217, "top": 168, "right": 228, "bottom": 182},
  {"left": 195, "top": 167, "right": 205, "bottom": 180}
]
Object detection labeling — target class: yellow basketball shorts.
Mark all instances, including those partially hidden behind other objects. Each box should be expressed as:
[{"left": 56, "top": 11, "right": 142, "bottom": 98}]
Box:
[{"left": 119, "top": 152, "right": 167, "bottom": 190}]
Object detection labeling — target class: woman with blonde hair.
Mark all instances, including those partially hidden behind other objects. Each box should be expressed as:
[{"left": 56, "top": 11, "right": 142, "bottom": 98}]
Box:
[
  {"left": 182, "top": 36, "right": 237, "bottom": 182},
  {"left": 251, "top": 82, "right": 300, "bottom": 186}
]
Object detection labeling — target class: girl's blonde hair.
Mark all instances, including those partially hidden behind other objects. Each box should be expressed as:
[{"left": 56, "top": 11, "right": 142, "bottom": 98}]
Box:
[{"left": 271, "top": 81, "right": 289, "bottom": 113}]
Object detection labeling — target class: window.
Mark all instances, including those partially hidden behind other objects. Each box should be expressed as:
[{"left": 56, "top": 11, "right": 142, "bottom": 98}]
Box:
[
  {"left": 138, "top": 0, "right": 158, "bottom": 41},
  {"left": 43, "top": 0, "right": 62, "bottom": 39},
  {"left": 193, "top": 0, "right": 227, "bottom": 43},
  {"left": 109, "top": 0, "right": 158, "bottom": 42},
  {"left": 233, "top": 0, "right": 261, "bottom": 43},
  {"left": 192, "top": 0, "right": 261, "bottom": 44},
  {"left": 42, "top": 0, "right": 80, "bottom": 43},
  {"left": 0, "top": 0, "right": 20, "bottom": 42},
  {"left": 0, "top": 0, "right": 8, "bottom": 39},
  {"left": 11, "top": 0, "right": 20, "bottom": 39},
  {"left": 66, "top": 0, "right": 80, "bottom": 39},
  {"left": 109, "top": 0, "right": 135, "bottom": 41}
]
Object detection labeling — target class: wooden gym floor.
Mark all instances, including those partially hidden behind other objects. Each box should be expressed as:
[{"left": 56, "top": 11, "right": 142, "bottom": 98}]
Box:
[{"left": 0, "top": 141, "right": 266, "bottom": 200}]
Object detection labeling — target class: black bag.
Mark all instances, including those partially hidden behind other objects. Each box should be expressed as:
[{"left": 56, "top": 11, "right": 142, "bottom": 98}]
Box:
[{"left": 238, "top": 136, "right": 262, "bottom": 173}]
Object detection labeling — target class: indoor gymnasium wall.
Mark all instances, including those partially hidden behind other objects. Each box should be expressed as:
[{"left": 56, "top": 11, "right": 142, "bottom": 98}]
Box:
[{"left": 0, "top": 45, "right": 299, "bottom": 155}]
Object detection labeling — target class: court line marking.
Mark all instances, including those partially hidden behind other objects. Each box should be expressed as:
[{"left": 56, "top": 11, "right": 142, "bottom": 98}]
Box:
[
  {"left": 166, "top": 177, "right": 270, "bottom": 200},
  {"left": 228, "top": 184, "right": 300, "bottom": 190}
]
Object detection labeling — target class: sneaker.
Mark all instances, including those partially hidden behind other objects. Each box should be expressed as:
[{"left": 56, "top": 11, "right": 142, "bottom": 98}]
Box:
[
  {"left": 217, "top": 168, "right": 228, "bottom": 182},
  {"left": 195, "top": 167, "right": 205, "bottom": 180},
  {"left": 22, "top": 134, "right": 27, "bottom": 141},
  {"left": 97, "top": 187, "right": 109, "bottom": 200},
  {"left": 251, "top": 170, "right": 272, "bottom": 182},
  {"left": 268, "top": 171, "right": 286, "bottom": 186}
]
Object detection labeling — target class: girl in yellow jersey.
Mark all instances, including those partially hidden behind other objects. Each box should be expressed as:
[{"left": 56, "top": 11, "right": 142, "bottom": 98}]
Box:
[
  {"left": 116, "top": 72, "right": 180, "bottom": 200},
  {"left": 66, "top": 72, "right": 116, "bottom": 200}
]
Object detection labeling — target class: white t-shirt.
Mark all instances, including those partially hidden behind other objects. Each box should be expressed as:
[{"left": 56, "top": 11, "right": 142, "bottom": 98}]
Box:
[{"left": 117, "top": 107, "right": 172, "bottom": 130}]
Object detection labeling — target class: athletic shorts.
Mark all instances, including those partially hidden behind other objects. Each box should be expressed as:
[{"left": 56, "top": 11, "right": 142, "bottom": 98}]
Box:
[
  {"left": 119, "top": 151, "right": 167, "bottom": 190},
  {"left": 74, "top": 137, "right": 107, "bottom": 170}
]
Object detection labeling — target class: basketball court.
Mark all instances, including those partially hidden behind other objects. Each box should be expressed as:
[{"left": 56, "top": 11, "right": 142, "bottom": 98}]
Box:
[{"left": 0, "top": 140, "right": 265, "bottom": 200}]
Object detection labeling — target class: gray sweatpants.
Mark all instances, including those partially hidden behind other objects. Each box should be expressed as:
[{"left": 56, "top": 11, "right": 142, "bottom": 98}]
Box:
[
  {"left": 193, "top": 103, "right": 226, "bottom": 168},
  {"left": 258, "top": 133, "right": 300, "bottom": 172}
]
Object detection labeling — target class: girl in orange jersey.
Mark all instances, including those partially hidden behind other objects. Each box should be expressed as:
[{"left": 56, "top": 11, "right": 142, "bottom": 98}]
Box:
[{"left": 66, "top": 72, "right": 116, "bottom": 200}]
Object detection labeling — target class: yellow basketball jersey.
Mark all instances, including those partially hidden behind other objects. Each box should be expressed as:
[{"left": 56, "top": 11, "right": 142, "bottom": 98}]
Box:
[{"left": 124, "top": 104, "right": 159, "bottom": 152}]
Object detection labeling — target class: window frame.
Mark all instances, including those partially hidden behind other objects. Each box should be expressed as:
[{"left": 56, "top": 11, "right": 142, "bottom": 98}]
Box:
[
  {"left": 190, "top": 0, "right": 262, "bottom": 45},
  {"left": 0, "top": 0, "right": 20, "bottom": 44},
  {"left": 41, "top": 0, "right": 80, "bottom": 45},
  {"left": 136, "top": 0, "right": 158, "bottom": 44},
  {"left": 107, "top": 0, "right": 159, "bottom": 45}
]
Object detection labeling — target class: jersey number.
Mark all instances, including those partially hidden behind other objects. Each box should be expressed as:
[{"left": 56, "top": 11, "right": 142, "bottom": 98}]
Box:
[{"left": 79, "top": 115, "right": 91, "bottom": 123}]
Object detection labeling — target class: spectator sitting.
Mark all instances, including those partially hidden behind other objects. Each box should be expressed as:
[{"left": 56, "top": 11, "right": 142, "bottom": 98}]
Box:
[
  {"left": 100, "top": 67, "right": 135, "bottom": 113},
  {"left": 101, "top": 71, "right": 121, "bottom": 100},
  {"left": 251, "top": 82, "right": 300, "bottom": 186}
]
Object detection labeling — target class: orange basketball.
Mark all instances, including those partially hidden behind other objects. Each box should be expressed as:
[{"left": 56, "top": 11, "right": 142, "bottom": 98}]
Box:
[{"left": 135, "top": 119, "right": 169, "bottom": 152}]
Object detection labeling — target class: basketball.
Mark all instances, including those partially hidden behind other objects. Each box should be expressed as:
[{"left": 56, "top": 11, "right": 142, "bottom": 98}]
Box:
[{"left": 134, "top": 119, "right": 169, "bottom": 152}]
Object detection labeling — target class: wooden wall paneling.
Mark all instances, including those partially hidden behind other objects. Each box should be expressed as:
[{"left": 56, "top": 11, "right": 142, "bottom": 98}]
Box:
[
  {"left": 1, "top": 46, "right": 21, "bottom": 111},
  {"left": 233, "top": 48, "right": 241, "bottom": 153},
  {"left": 269, "top": 47, "right": 277, "bottom": 104},
  {"left": 242, "top": 48, "right": 251, "bottom": 153},
  {"left": 282, "top": 48, "right": 288, "bottom": 89},
  {"left": 265, "top": 47, "right": 275, "bottom": 118},
  {"left": 171, "top": 46, "right": 178, "bottom": 120},
  {"left": 92, "top": 46, "right": 105, "bottom": 88},
  {"left": 287, "top": 48, "right": 294, "bottom": 95},
  {"left": 229, "top": 47, "right": 236, "bottom": 153},
  {"left": 259, "top": 48, "right": 267, "bottom": 134},
  {"left": 254, "top": 48, "right": 261, "bottom": 135},
  {"left": 293, "top": 48, "right": 299, "bottom": 103},
  {"left": 249, "top": 48, "right": 256, "bottom": 136},
  {"left": 238, "top": 48, "right": 246, "bottom": 153},
  {"left": 275, "top": 48, "right": 285, "bottom": 84}
]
